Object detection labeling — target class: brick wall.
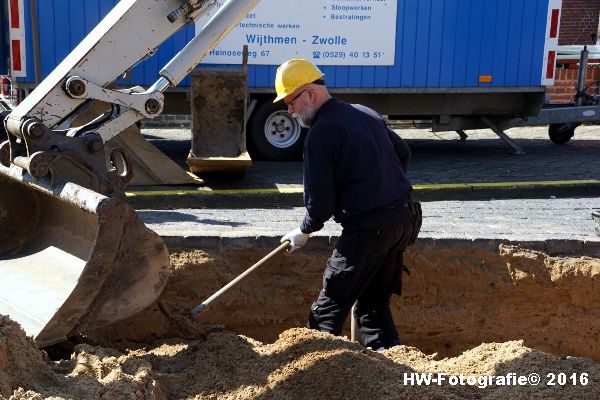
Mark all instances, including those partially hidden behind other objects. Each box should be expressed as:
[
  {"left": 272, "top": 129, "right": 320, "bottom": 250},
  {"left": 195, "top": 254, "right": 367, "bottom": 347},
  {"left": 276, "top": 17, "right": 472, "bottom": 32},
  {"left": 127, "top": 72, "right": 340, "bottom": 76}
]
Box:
[
  {"left": 546, "top": 67, "right": 600, "bottom": 103},
  {"left": 559, "top": 0, "right": 600, "bottom": 45}
]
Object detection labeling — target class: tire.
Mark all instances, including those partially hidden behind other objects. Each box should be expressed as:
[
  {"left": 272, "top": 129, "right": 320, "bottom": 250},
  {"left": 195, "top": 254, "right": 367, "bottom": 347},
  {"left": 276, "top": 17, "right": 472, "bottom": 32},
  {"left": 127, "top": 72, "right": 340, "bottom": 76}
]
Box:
[
  {"left": 247, "top": 100, "right": 306, "bottom": 161},
  {"left": 548, "top": 123, "right": 576, "bottom": 144}
]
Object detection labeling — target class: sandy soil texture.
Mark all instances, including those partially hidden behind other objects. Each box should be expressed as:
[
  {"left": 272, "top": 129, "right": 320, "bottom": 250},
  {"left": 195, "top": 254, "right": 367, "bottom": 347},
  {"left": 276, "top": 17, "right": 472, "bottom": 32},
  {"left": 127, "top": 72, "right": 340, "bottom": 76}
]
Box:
[
  {"left": 0, "top": 317, "right": 45, "bottom": 396},
  {"left": 2, "top": 243, "right": 599, "bottom": 399},
  {"left": 1, "top": 321, "right": 599, "bottom": 400},
  {"left": 91, "top": 244, "right": 600, "bottom": 361}
]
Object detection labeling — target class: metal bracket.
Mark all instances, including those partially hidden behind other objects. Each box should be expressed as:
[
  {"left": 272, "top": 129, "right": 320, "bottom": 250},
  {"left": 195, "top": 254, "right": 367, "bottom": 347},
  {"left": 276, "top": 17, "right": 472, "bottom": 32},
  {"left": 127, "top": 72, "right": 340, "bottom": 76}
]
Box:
[
  {"left": 63, "top": 76, "right": 165, "bottom": 143},
  {"left": 507, "top": 105, "right": 600, "bottom": 127},
  {"left": 480, "top": 116, "right": 525, "bottom": 155},
  {"left": 92, "top": 108, "right": 145, "bottom": 144},
  {"left": 65, "top": 76, "right": 164, "bottom": 119},
  {"left": 456, "top": 130, "right": 468, "bottom": 141},
  {"left": 4, "top": 118, "right": 126, "bottom": 195}
]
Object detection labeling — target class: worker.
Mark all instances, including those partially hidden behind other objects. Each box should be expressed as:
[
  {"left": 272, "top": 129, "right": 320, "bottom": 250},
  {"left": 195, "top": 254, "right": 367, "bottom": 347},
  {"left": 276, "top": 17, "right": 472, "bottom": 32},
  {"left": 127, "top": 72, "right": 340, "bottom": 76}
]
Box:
[{"left": 275, "top": 59, "right": 422, "bottom": 351}]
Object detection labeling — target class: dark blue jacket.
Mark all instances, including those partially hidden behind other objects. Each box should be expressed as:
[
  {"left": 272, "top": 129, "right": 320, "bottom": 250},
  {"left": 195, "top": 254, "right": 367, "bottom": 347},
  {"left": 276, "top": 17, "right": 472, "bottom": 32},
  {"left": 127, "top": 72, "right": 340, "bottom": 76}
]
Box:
[{"left": 300, "top": 97, "right": 413, "bottom": 234}]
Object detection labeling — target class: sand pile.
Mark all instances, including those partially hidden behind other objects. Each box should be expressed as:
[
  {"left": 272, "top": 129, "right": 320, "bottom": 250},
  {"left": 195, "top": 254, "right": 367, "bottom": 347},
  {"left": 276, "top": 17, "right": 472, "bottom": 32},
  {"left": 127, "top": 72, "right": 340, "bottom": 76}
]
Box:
[
  {"left": 1, "top": 321, "right": 599, "bottom": 400},
  {"left": 0, "top": 315, "right": 164, "bottom": 399},
  {"left": 0, "top": 317, "right": 45, "bottom": 396},
  {"left": 3, "top": 243, "right": 600, "bottom": 398}
]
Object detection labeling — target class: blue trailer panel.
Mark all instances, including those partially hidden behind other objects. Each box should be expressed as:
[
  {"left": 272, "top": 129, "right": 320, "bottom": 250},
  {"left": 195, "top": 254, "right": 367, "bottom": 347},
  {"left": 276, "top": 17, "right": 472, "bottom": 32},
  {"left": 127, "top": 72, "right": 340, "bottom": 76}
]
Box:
[
  {"left": 1, "top": 0, "right": 562, "bottom": 160},
  {"left": 13, "top": 0, "right": 554, "bottom": 90}
]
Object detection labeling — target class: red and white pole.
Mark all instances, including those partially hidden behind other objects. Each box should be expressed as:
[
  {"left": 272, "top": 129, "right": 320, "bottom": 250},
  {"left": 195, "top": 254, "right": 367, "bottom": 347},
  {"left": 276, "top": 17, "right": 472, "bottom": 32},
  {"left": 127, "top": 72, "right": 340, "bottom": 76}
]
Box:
[
  {"left": 542, "top": 0, "right": 562, "bottom": 86},
  {"left": 8, "top": 0, "right": 27, "bottom": 78}
]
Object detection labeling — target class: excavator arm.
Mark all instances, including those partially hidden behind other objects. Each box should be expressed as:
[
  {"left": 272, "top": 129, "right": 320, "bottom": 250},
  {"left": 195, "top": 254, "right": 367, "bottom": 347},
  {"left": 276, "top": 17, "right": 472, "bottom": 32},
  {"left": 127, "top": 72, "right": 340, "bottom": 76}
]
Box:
[
  {"left": 2, "top": 0, "right": 259, "bottom": 194},
  {"left": 0, "top": 0, "right": 260, "bottom": 347}
]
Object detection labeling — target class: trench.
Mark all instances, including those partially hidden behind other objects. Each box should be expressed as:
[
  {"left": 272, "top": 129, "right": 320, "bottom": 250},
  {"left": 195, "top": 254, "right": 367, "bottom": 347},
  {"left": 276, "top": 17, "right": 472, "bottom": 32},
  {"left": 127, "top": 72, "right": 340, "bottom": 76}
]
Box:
[
  {"left": 90, "top": 240, "right": 600, "bottom": 362},
  {"left": 3, "top": 239, "right": 600, "bottom": 399}
]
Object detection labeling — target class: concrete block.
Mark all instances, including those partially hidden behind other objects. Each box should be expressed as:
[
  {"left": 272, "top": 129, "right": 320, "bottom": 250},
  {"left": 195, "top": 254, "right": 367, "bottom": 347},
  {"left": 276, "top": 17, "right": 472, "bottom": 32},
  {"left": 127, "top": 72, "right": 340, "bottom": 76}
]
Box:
[
  {"left": 432, "top": 238, "right": 477, "bottom": 250},
  {"left": 413, "top": 237, "right": 436, "bottom": 250},
  {"left": 507, "top": 241, "right": 546, "bottom": 252},
  {"left": 256, "top": 235, "right": 282, "bottom": 249},
  {"left": 544, "top": 239, "right": 584, "bottom": 256},
  {"left": 219, "top": 236, "right": 257, "bottom": 251},
  {"left": 582, "top": 241, "right": 600, "bottom": 258},
  {"left": 304, "top": 235, "right": 332, "bottom": 251},
  {"left": 470, "top": 239, "right": 504, "bottom": 253},
  {"left": 163, "top": 235, "right": 220, "bottom": 251}
]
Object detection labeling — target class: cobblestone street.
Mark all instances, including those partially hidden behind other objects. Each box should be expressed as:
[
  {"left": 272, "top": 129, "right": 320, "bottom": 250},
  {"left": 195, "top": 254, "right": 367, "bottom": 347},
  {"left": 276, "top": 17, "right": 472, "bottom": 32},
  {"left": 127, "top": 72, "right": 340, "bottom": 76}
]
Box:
[
  {"left": 140, "top": 197, "right": 600, "bottom": 245},
  {"left": 145, "top": 125, "right": 600, "bottom": 190}
]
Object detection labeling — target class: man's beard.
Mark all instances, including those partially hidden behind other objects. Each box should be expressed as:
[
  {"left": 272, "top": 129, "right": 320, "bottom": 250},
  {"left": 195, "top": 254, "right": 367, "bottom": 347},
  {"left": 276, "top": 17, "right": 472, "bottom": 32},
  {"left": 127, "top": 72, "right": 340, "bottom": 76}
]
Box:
[{"left": 293, "top": 105, "right": 316, "bottom": 128}]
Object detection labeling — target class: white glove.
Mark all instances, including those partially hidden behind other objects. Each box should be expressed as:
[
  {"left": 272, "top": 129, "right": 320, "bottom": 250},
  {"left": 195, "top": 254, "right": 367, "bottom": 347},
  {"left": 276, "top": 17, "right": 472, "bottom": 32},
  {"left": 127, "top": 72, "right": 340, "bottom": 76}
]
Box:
[{"left": 281, "top": 227, "right": 310, "bottom": 253}]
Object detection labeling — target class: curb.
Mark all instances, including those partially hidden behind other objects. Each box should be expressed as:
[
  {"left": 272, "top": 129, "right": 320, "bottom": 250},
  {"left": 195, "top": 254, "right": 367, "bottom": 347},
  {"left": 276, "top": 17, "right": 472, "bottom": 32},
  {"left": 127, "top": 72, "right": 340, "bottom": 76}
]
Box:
[
  {"left": 413, "top": 180, "right": 600, "bottom": 201},
  {"left": 126, "top": 180, "right": 600, "bottom": 209},
  {"left": 127, "top": 187, "right": 304, "bottom": 209},
  {"left": 161, "top": 235, "right": 600, "bottom": 257}
]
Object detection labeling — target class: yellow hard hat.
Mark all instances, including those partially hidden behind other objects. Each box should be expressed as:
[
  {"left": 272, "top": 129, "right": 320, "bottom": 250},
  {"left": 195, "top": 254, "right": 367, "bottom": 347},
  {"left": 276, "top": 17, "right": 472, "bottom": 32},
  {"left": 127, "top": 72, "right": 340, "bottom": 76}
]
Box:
[{"left": 273, "top": 59, "right": 324, "bottom": 103}]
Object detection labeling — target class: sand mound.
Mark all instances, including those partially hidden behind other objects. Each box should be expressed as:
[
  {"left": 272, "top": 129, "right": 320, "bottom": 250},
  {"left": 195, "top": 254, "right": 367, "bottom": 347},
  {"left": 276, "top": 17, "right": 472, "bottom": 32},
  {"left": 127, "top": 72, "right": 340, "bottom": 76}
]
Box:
[
  {"left": 1, "top": 323, "right": 598, "bottom": 399},
  {"left": 3, "top": 243, "right": 600, "bottom": 398},
  {"left": 0, "top": 316, "right": 45, "bottom": 397},
  {"left": 1, "top": 342, "right": 165, "bottom": 400}
]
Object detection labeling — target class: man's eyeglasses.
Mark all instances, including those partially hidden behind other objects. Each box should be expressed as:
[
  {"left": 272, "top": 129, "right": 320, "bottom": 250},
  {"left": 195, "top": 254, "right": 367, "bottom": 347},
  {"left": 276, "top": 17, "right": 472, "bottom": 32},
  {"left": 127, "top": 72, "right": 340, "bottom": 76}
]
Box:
[{"left": 285, "top": 89, "right": 308, "bottom": 109}]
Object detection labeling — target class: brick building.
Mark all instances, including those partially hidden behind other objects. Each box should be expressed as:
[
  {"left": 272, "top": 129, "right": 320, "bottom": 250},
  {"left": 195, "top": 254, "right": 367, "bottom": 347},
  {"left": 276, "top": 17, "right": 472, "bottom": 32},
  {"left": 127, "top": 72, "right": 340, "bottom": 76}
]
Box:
[
  {"left": 559, "top": 0, "right": 600, "bottom": 45},
  {"left": 546, "top": 0, "right": 600, "bottom": 103}
]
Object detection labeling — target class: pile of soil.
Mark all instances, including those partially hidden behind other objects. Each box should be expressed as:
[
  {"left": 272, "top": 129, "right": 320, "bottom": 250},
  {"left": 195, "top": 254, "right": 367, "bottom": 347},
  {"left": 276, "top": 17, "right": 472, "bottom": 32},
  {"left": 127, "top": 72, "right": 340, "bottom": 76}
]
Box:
[
  {"left": 0, "top": 316, "right": 45, "bottom": 396},
  {"left": 1, "top": 317, "right": 598, "bottom": 399},
  {"left": 3, "top": 244, "right": 599, "bottom": 398}
]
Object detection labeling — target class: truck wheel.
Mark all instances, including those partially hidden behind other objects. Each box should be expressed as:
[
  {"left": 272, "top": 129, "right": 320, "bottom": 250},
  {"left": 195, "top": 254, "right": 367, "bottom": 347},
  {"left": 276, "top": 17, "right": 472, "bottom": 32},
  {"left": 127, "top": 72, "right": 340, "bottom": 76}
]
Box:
[
  {"left": 247, "top": 100, "right": 306, "bottom": 161},
  {"left": 548, "top": 124, "right": 576, "bottom": 144}
]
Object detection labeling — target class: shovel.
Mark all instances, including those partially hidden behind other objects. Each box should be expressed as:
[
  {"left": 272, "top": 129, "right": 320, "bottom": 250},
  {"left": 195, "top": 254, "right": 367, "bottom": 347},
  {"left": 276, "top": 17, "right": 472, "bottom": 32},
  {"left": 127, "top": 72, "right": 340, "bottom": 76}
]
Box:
[{"left": 159, "top": 240, "right": 290, "bottom": 337}]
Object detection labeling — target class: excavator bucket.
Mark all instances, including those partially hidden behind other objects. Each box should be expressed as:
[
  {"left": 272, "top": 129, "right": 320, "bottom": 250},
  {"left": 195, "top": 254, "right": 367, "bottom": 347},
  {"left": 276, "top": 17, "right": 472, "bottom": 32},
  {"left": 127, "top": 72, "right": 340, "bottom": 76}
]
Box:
[{"left": 0, "top": 165, "right": 170, "bottom": 347}]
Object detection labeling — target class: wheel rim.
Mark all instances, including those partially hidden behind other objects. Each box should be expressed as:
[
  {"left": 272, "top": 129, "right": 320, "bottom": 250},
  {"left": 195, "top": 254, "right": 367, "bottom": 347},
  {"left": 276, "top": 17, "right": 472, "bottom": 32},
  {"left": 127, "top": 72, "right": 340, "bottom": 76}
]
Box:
[{"left": 264, "top": 111, "right": 301, "bottom": 149}]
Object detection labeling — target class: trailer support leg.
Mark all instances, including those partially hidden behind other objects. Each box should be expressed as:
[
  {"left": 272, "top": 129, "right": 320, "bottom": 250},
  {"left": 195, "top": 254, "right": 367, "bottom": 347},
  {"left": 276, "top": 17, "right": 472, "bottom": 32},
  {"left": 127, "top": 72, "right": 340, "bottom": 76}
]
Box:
[
  {"left": 456, "top": 130, "right": 468, "bottom": 141},
  {"left": 480, "top": 116, "right": 525, "bottom": 155}
]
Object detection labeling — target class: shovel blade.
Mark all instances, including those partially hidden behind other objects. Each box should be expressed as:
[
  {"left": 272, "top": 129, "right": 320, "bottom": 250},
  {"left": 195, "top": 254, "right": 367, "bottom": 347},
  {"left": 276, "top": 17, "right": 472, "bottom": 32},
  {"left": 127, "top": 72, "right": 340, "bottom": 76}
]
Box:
[{"left": 0, "top": 166, "right": 169, "bottom": 347}]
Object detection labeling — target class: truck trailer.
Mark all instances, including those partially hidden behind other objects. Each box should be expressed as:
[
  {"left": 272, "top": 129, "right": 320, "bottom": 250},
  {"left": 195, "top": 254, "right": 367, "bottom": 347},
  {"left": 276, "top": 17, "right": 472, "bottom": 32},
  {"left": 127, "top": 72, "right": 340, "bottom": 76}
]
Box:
[{"left": 0, "top": 0, "right": 576, "bottom": 160}]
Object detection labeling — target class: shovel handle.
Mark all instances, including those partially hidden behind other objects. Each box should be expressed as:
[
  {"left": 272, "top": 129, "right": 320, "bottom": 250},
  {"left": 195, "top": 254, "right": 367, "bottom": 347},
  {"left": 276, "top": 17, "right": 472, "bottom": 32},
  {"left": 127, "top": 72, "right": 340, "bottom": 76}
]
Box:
[{"left": 191, "top": 240, "right": 291, "bottom": 315}]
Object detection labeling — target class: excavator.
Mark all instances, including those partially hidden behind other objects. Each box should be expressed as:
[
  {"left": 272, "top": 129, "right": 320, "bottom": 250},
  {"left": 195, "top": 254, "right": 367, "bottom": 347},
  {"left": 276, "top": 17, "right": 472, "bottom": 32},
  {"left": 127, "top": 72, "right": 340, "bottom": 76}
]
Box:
[{"left": 0, "top": 0, "right": 260, "bottom": 347}]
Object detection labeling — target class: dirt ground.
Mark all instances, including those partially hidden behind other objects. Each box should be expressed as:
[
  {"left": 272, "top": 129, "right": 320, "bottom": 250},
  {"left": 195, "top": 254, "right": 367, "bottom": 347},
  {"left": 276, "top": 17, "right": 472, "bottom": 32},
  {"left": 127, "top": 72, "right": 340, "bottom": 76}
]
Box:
[
  {"left": 1, "top": 320, "right": 599, "bottom": 399},
  {"left": 2, "top": 243, "right": 600, "bottom": 399},
  {"left": 91, "top": 244, "right": 600, "bottom": 361}
]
